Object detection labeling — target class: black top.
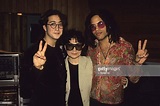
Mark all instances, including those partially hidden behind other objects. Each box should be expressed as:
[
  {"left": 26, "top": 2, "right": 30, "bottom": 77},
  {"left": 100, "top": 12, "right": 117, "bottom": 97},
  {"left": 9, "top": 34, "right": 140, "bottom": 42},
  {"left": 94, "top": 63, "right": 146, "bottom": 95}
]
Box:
[
  {"left": 68, "top": 61, "right": 83, "bottom": 106},
  {"left": 20, "top": 39, "right": 66, "bottom": 106}
]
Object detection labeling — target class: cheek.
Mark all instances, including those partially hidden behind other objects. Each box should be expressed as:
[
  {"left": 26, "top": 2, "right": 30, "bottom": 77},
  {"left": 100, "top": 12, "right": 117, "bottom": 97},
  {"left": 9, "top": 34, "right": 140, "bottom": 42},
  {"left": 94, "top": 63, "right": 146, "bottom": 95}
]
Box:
[
  {"left": 92, "top": 30, "right": 96, "bottom": 35},
  {"left": 60, "top": 31, "right": 63, "bottom": 36},
  {"left": 77, "top": 51, "right": 82, "bottom": 56},
  {"left": 66, "top": 51, "right": 71, "bottom": 55},
  {"left": 47, "top": 27, "right": 53, "bottom": 33},
  {"left": 103, "top": 27, "right": 108, "bottom": 33}
]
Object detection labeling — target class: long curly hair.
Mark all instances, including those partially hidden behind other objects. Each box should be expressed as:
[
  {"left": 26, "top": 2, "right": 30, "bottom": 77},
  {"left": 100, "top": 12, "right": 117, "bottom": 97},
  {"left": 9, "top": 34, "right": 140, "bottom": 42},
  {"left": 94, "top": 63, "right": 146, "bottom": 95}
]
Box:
[{"left": 84, "top": 9, "right": 120, "bottom": 48}]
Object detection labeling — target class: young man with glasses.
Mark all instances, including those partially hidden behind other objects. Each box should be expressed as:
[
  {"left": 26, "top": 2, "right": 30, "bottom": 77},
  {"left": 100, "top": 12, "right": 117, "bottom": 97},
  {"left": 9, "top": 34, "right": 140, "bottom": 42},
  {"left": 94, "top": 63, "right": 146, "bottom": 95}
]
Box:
[
  {"left": 20, "top": 9, "right": 67, "bottom": 106},
  {"left": 84, "top": 9, "right": 149, "bottom": 106},
  {"left": 63, "top": 29, "right": 93, "bottom": 106}
]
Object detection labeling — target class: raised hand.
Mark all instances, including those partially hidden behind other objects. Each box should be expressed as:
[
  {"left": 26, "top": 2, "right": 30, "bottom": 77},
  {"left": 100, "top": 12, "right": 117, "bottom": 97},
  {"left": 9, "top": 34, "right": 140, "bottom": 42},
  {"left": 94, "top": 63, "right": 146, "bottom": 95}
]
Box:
[
  {"left": 33, "top": 40, "right": 47, "bottom": 70},
  {"left": 135, "top": 40, "right": 149, "bottom": 64}
]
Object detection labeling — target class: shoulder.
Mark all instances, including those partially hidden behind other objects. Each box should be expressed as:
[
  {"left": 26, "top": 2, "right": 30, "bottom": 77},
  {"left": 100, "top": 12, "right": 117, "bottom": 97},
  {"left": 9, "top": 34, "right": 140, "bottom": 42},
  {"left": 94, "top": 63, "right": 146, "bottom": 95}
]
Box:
[
  {"left": 79, "top": 56, "right": 93, "bottom": 73},
  {"left": 80, "top": 56, "right": 92, "bottom": 62},
  {"left": 79, "top": 56, "right": 92, "bottom": 66},
  {"left": 87, "top": 46, "right": 97, "bottom": 56},
  {"left": 118, "top": 37, "right": 133, "bottom": 49}
]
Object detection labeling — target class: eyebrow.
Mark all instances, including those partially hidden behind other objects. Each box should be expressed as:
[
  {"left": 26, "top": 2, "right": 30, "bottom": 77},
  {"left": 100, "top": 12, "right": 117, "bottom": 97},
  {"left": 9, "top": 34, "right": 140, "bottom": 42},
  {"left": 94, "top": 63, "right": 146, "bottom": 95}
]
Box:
[
  {"left": 48, "top": 21, "right": 62, "bottom": 23},
  {"left": 91, "top": 21, "right": 103, "bottom": 25}
]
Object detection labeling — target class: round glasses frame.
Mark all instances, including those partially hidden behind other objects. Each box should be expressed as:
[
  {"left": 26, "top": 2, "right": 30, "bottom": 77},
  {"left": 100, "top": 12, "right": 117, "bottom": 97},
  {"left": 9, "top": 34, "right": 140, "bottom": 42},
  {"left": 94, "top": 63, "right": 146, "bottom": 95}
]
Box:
[
  {"left": 47, "top": 23, "right": 63, "bottom": 29},
  {"left": 90, "top": 21, "right": 106, "bottom": 31}
]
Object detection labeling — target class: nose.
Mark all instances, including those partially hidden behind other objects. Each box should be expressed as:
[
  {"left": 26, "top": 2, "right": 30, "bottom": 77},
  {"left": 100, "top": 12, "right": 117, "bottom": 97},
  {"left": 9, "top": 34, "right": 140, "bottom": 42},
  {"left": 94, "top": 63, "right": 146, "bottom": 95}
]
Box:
[
  {"left": 55, "top": 24, "right": 60, "bottom": 30},
  {"left": 73, "top": 47, "right": 77, "bottom": 51},
  {"left": 95, "top": 25, "right": 99, "bottom": 31}
]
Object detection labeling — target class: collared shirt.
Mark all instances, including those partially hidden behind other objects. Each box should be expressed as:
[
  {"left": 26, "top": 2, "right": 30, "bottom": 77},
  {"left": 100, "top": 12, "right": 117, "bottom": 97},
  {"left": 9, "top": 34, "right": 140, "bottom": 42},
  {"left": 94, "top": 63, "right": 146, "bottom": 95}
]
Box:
[{"left": 88, "top": 37, "right": 136, "bottom": 104}]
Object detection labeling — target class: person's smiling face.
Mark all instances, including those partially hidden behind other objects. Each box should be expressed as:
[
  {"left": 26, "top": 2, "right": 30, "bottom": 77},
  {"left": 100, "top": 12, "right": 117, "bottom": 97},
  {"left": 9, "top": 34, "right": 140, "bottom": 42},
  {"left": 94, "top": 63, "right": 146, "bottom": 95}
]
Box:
[
  {"left": 66, "top": 38, "right": 83, "bottom": 59},
  {"left": 91, "top": 15, "right": 109, "bottom": 41},
  {"left": 43, "top": 15, "right": 63, "bottom": 40}
]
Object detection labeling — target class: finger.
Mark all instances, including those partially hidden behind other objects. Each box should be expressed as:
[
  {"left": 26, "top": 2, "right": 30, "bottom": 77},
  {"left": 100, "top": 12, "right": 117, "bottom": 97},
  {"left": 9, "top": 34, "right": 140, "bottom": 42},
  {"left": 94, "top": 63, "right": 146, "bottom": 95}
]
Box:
[
  {"left": 142, "top": 40, "right": 147, "bottom": 50},
  {"left": 144, "top": 53, "right": 149, "bottom": 58},
  {"left": 34, "top": 53, "right": 46, "bottom": 60},
  {"left": 138, "top": 53, "right": 149, "bottom": 64},
  {"left": 39, "top": 56, "right": 46, "bottom": 60},
  {"left": 144, "top": 49, "right": 148, "bottom": 55},
  {"left": 139, "top": 58, "right": 147, "bottom": 64},
  {"left": 34, "top": 52, "right": 41, "bottom": 58},
  {"left": 138, "top": 40, "right": 142, "bottom": 50},
  {"left": 41, "top": 42, "right": 47, "bottom": 56},
  {"left": 38, "top": 40, "right": 43, "bottom": 51}
]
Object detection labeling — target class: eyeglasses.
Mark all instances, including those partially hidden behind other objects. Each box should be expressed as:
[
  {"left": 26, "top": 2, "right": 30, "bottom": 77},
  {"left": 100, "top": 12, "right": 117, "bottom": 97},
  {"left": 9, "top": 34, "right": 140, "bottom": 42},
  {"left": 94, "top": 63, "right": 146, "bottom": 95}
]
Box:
[
  {"left": 47, "top": 22, "right": 63, "bottom": 29},
  {"left": 66, "top": 43, "right": 83, "bottom": 51},
  {"left": 90, "top": 21, "right": 106, "bottom": 31}
]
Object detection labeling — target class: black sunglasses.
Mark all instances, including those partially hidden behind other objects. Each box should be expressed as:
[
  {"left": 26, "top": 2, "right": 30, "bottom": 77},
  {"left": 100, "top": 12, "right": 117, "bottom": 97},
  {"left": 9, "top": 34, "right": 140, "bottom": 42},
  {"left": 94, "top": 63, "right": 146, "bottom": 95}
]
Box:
[{"left": 66, "top": 43, "right": 83, "bottom": 51}]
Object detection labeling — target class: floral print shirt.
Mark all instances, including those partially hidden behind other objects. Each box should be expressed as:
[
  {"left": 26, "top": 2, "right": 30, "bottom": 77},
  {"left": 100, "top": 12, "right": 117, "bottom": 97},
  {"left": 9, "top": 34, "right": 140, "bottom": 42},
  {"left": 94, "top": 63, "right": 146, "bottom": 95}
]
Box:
[{"left": 88, "top": 37, "right": 136, "bottom": 104}]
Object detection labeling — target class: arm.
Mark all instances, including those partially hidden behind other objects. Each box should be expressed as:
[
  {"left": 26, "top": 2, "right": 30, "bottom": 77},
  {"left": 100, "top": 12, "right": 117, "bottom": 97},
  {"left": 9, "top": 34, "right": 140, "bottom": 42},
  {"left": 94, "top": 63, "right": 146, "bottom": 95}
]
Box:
[{"left": 129, "top": 40, "right": 149, "bottom": 83}]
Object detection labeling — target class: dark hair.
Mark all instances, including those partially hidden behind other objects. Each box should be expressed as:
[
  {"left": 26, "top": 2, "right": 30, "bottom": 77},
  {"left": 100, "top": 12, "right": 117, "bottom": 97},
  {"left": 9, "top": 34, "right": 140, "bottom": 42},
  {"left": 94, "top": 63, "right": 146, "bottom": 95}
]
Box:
[
  {"left": 39, "top": 9, "right": 67, "bottom": 27},
  {"left": 63, "top": 29, "right": 87, "bottom": 56},
  {"left": 84, "top": 9, "right": 120, "bottom": 48},
  {"left": 39, "top": 9, "right": 68, "bottom": 46},
  {"left": 63, "top": 29, "right": 85, "bottom": 45}
]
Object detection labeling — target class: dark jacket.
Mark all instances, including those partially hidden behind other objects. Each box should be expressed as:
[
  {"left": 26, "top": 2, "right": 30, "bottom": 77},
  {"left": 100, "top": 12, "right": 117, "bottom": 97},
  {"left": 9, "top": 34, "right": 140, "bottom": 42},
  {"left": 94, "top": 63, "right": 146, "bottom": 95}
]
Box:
[{"left": 20, "top": 39, "right": 67, "bottom": 106}]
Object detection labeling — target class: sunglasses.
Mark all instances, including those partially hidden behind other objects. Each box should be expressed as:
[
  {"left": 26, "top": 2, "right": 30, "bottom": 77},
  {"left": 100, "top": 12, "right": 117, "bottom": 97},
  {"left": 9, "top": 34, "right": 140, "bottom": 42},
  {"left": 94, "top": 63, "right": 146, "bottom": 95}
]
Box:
[
  {"left": 90, "top": 21, "right": 106, "bottom": 31},
  {"left": 66, "top": 43, "right": 83, "bottom": 51}
]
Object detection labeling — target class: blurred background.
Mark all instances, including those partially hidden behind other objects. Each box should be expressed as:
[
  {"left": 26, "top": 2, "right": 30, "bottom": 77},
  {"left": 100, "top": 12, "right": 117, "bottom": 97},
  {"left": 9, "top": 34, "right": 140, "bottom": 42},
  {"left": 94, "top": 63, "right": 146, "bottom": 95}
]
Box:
[{"left": 0, "top": 0, "right": 159, "bottom": 63}]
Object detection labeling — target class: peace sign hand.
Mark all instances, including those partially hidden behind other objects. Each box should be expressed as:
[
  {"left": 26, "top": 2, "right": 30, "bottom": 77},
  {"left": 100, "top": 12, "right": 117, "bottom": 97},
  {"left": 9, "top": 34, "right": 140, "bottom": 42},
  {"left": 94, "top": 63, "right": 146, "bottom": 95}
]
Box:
[
  {"left": 33, "top": 40, "right": 47, "bottom": 70},
  {"left": 135, "top": 40, "right": 149, "bottom": 65}
]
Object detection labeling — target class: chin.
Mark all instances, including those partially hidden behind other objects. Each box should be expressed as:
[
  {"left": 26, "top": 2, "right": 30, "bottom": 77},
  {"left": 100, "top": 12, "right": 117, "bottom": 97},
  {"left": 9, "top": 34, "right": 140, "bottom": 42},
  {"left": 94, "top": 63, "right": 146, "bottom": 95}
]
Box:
[
  {"left": 69, "top": 55, "right": 80, "bottom": 59},
  {"left": 97, "top": 36, "right": 106, "bottom": 41},
  {"left": 53, "top": 36, "right": 61, "bottom": 40}
]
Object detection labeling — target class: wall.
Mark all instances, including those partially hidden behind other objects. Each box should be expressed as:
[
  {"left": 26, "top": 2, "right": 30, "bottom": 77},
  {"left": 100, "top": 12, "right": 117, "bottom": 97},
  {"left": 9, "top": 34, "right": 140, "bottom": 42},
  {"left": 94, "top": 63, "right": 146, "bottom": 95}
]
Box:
[
  {"left": 0, "top": 0, "right": 89, "bottom": 52},
  {"left": 0, "top": 0, "right": 159, "bottom": 62}
]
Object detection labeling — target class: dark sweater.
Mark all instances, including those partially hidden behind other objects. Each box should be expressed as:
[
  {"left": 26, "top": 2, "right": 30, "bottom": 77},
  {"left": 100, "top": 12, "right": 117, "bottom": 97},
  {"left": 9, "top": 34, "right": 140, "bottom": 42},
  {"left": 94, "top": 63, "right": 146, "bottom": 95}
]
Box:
[{"left": 20, "top": 39, "right": 66, "bottom": 106}]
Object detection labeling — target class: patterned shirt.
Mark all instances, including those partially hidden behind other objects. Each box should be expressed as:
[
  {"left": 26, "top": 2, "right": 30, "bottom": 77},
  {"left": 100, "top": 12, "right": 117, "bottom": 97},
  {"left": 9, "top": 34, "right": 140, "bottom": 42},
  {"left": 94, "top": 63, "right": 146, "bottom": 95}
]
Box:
[{"left": 88, "top": 37, "right": 136, "bottom": 104}]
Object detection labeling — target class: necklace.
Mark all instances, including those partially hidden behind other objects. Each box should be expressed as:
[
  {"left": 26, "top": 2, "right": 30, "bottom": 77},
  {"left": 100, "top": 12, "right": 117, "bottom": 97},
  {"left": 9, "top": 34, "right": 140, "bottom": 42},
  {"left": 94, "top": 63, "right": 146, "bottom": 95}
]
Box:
[{"left": 99, "top": 43, "right": 111, "bottom": 60}]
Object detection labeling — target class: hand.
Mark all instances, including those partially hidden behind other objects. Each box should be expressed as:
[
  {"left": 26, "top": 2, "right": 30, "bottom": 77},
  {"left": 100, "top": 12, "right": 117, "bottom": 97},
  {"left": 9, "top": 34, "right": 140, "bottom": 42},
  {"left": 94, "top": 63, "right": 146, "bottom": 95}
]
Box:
[
  {"left": 121, "top": 77, "right": 128, "bottom": 89},
  {"left": 136, "top": 40, "right": 149, "bottom": 64},
  {"left": 33, "top": 40, "right": 47, "bottom": 70},
  {"left": 129, "top": 76, "right": 140, "bottom": 83},
  {"left": 121, "top": 77, "right": 128, "bottom": 85}
]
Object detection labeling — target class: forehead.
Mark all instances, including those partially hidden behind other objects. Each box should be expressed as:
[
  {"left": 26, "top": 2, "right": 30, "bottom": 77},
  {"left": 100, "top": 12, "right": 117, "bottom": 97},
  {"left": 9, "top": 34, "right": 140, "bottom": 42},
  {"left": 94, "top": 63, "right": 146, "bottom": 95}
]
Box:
[
  {"left": 91, "top": 15, "right": 103, "bottom": 24},
  {"left": 48, "top": 15, "right": 61, "bottom": 23},
  {"left": 69, "top": 38, "right": 79, "bottom": 44}
]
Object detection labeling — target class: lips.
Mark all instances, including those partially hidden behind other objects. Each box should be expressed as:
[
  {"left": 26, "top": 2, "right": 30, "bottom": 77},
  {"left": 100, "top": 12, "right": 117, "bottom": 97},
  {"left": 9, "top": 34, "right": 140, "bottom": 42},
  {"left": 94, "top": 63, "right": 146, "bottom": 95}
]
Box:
[
  {"left": 54, "top": 32, "right": 60, "bottom": 34},
  {"left": 71, "top": 52, "right": 78, "bottom": 55},
  {"left": 95, "top": 32, "right": 102, "bottom": 36}
]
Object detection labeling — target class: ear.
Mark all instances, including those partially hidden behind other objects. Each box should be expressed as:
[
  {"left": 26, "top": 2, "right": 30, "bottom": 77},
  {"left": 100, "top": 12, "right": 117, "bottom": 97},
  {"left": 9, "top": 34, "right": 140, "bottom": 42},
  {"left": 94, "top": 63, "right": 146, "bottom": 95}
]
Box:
[{"left": 43, "top": 25, "right": 47, "bottom": 31}]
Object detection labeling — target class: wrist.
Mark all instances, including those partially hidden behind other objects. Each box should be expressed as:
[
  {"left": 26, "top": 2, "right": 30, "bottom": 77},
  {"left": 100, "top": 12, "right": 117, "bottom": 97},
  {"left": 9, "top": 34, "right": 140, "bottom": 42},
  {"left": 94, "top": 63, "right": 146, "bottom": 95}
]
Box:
[{"left": 34, "top": 65, "right": 44, "bottom": 70}]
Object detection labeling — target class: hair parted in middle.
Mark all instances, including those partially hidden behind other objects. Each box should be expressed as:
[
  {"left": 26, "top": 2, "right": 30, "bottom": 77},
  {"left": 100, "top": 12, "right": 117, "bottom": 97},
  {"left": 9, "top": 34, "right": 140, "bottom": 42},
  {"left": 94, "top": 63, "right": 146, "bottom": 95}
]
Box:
[{"left": 84, "top": 9, "right": 120, "bottom": 48}]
